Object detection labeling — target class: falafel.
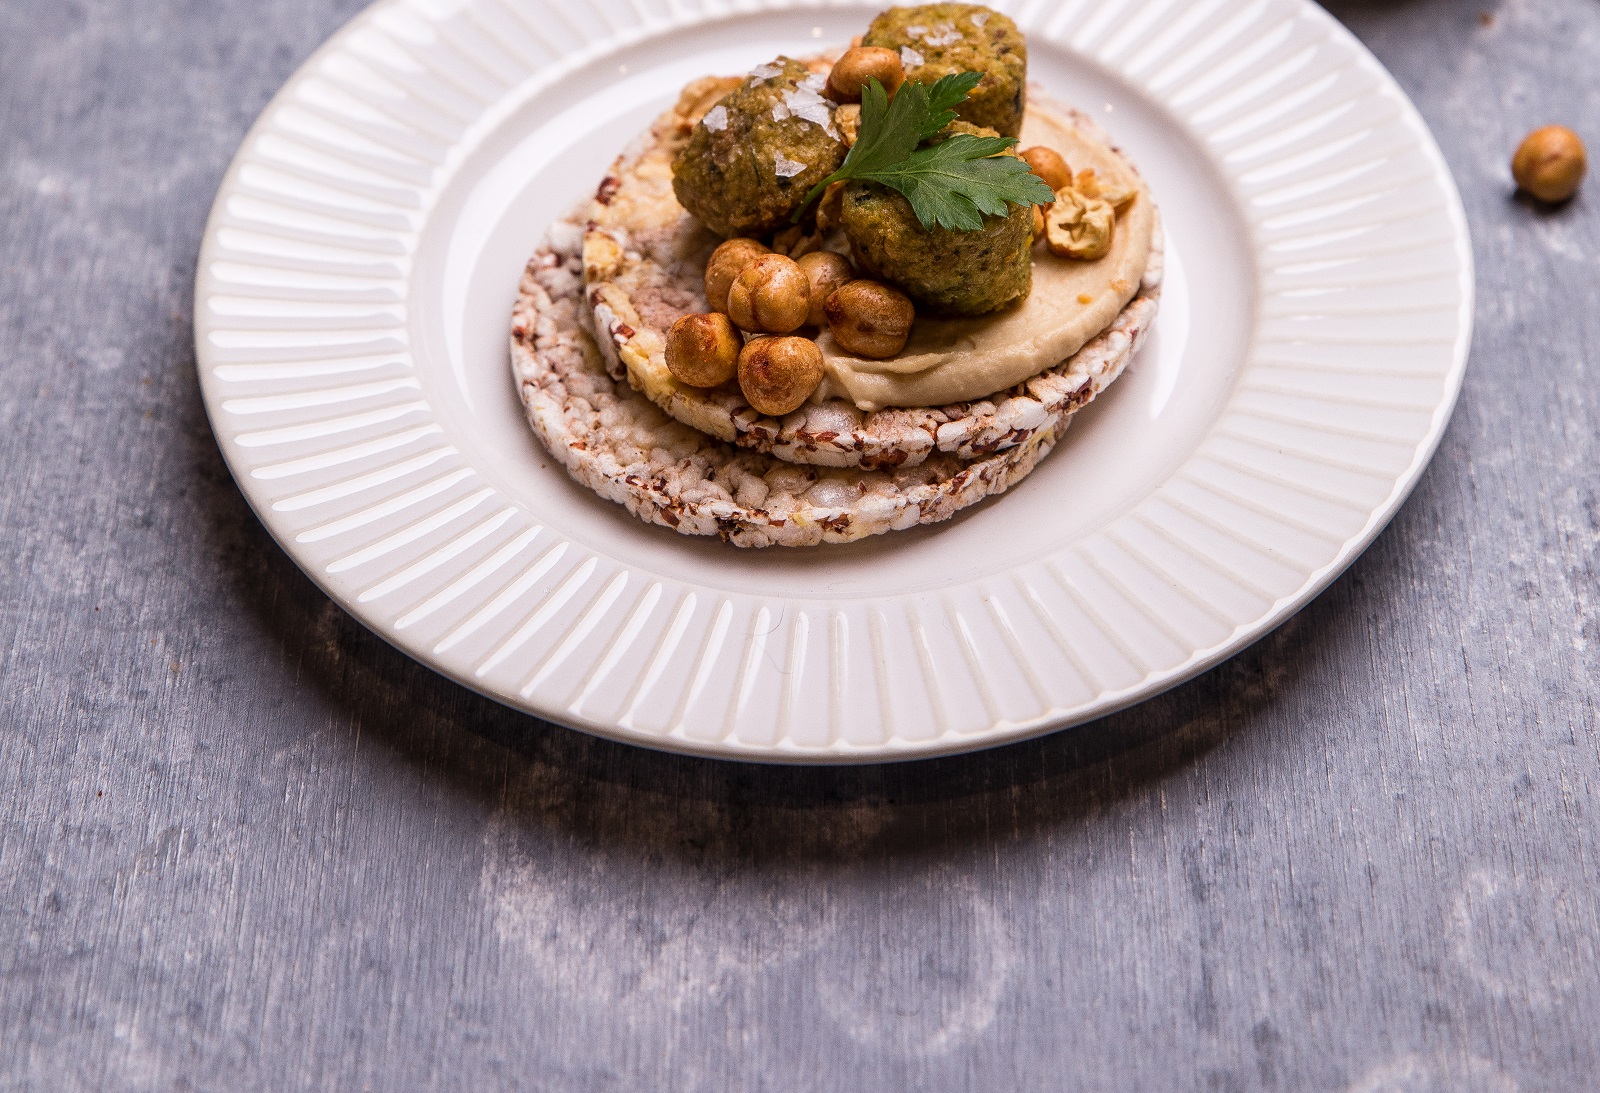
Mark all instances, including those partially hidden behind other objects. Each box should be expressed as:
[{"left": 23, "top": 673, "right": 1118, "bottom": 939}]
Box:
[
  {"left": 671, "top": 57, "right": 848, "bottom": 238},
  {"left": 862, "top": 4, "right": 1027, "bottom": 138},
  {"left": 840, "top": 120, "right": 1034, "bottom": 316}
]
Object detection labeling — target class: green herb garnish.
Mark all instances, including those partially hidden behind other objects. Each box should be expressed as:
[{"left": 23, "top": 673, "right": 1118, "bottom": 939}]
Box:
[{"left": 796, "top": 72, "right": 1056, "bottom": 232}]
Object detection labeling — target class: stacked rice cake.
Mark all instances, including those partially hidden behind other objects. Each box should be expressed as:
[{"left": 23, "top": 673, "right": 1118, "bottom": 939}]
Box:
[{"left": 510, "top": 80, "right": 1161, "bottom": 548}]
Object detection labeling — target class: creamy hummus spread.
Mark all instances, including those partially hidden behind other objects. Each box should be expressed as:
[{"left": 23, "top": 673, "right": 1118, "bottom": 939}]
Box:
[{"left": 813, "top": 107, "right": 1154, "bottom": 410}]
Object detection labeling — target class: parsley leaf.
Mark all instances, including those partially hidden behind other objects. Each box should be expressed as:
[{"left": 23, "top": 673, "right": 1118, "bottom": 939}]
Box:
[
  {"left": 796, "top": 72, "right": 1055, "bottom": 232},
  {"left": 862, "top": 135, "right": 1055, "bottom": 232},
  {"left": 918, "top": 72, "right": 982, "bottom": 140}
]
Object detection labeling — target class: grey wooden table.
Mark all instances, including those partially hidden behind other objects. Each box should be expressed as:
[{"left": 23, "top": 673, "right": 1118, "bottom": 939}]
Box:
[{"left": 3, "top": 1, "right": 1597, "bottom": 1090}]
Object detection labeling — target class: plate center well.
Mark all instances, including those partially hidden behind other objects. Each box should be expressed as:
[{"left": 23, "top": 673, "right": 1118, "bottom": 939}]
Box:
[{"left": 410, "top": 10, "right": 1257, "bottom": 600}]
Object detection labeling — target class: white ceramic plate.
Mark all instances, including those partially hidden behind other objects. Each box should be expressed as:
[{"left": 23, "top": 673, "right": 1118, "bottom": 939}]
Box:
[{"left": 196, "top": 0, "right": 1472, "bottom": 763}]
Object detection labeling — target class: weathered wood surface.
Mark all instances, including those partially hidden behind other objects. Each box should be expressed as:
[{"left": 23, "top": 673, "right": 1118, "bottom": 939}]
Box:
[{"left": 2, "top": 1, "right": 1597, "bottom": 1089}]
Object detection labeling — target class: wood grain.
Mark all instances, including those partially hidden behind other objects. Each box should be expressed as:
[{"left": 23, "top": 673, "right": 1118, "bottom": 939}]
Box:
[{"left": 2, "top": 1, "right": 1597, "bottom": 1089}]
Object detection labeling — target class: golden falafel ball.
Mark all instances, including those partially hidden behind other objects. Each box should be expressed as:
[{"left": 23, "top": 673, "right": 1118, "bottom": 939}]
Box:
[
  {"left": 839, "top": 121, "right": 1034, "bottom": 316},
  {"left": 672, "top": 57, "right": 848, "bottom": 238},
  {"left": 862, "top": 4, "right": 1027, "bottom": 138}
]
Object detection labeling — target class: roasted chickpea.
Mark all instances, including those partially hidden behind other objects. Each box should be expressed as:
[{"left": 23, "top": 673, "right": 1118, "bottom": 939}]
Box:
[
  {"left": 703, "top": 238, "right": 770, "bottom": 314},
  {"left": 834, "top": 103, "right": 863, "bottom": 147},
  {"left": 665, "top": 312, "right": 741, "bottom": 388},
  {"left": 816, "top": 180, "right": 848, "bottom": 233},
  {"left": 1513, "top": 125, "right": 1587, "bottom": 203},
  {"left": 827, "top": 46, "right": 905, "bottom": 104},
  {"left": 771, "top": 224, "right": 821, "bottom": 260},
  {"left": 824, "top": 280, "right": 915, "bottom": 360},
  {"left": 1075, "top": 168, "right": 1138, "bottom": 210},
  {"left": 797, "top": 251, "right": 855, "bottom": 328},
  {"left": 727, "top": 253, "right": 812, "bottom": 335},
  {"left": 1045, "top": 188, "right": 1116, "bottom": 260},
  {"left": 1032, "top": 203, "right": 1047, "bottom": 243},
  {"left": 738, "top": 336, "right": 825, "bottom": 417},
  {"left": 1021, "top": 146, "right": 1073, "bottom": 192}
]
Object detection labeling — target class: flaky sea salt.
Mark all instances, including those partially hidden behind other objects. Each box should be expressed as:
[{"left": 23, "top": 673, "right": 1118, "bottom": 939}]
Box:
[
  {"left": 750, "top": 63, "right": 782, "bottom": 80},
  {"left": 906, "top": 24, "right": 927, "bottom": 39},
  {"left": 923, "top": 23, "right": 962, "bottom": 46},
  {"left": 702, "top": 105, "right": 729, "bottom": 132},
  {"left": 972, "top": 12, "right": 989, "bottom": 28},
  {"left": 802, "top": 71, "right": 828, "bottom": 93},
  {"left": 774, "top": 153, "right": 808, "bottom": 178},
  {"left": 781, "top": 84, "right": 839, "bottom": 139},
  {"left": 900, "top": 46, "right": 925, "bottom": 69}
]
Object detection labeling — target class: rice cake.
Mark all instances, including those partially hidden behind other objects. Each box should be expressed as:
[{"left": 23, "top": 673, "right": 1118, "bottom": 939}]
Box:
[
  {"left": 582, "top": 80, "right": 1161, "bottom": 470},
  {"left": 512, "top": 215, "right": 1098, "bottom": 548}
]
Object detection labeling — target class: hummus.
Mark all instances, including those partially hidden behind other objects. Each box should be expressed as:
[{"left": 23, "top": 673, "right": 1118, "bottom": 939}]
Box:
[{"left": 813, "top": 107, "right": 1155, "bottom": 411}]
